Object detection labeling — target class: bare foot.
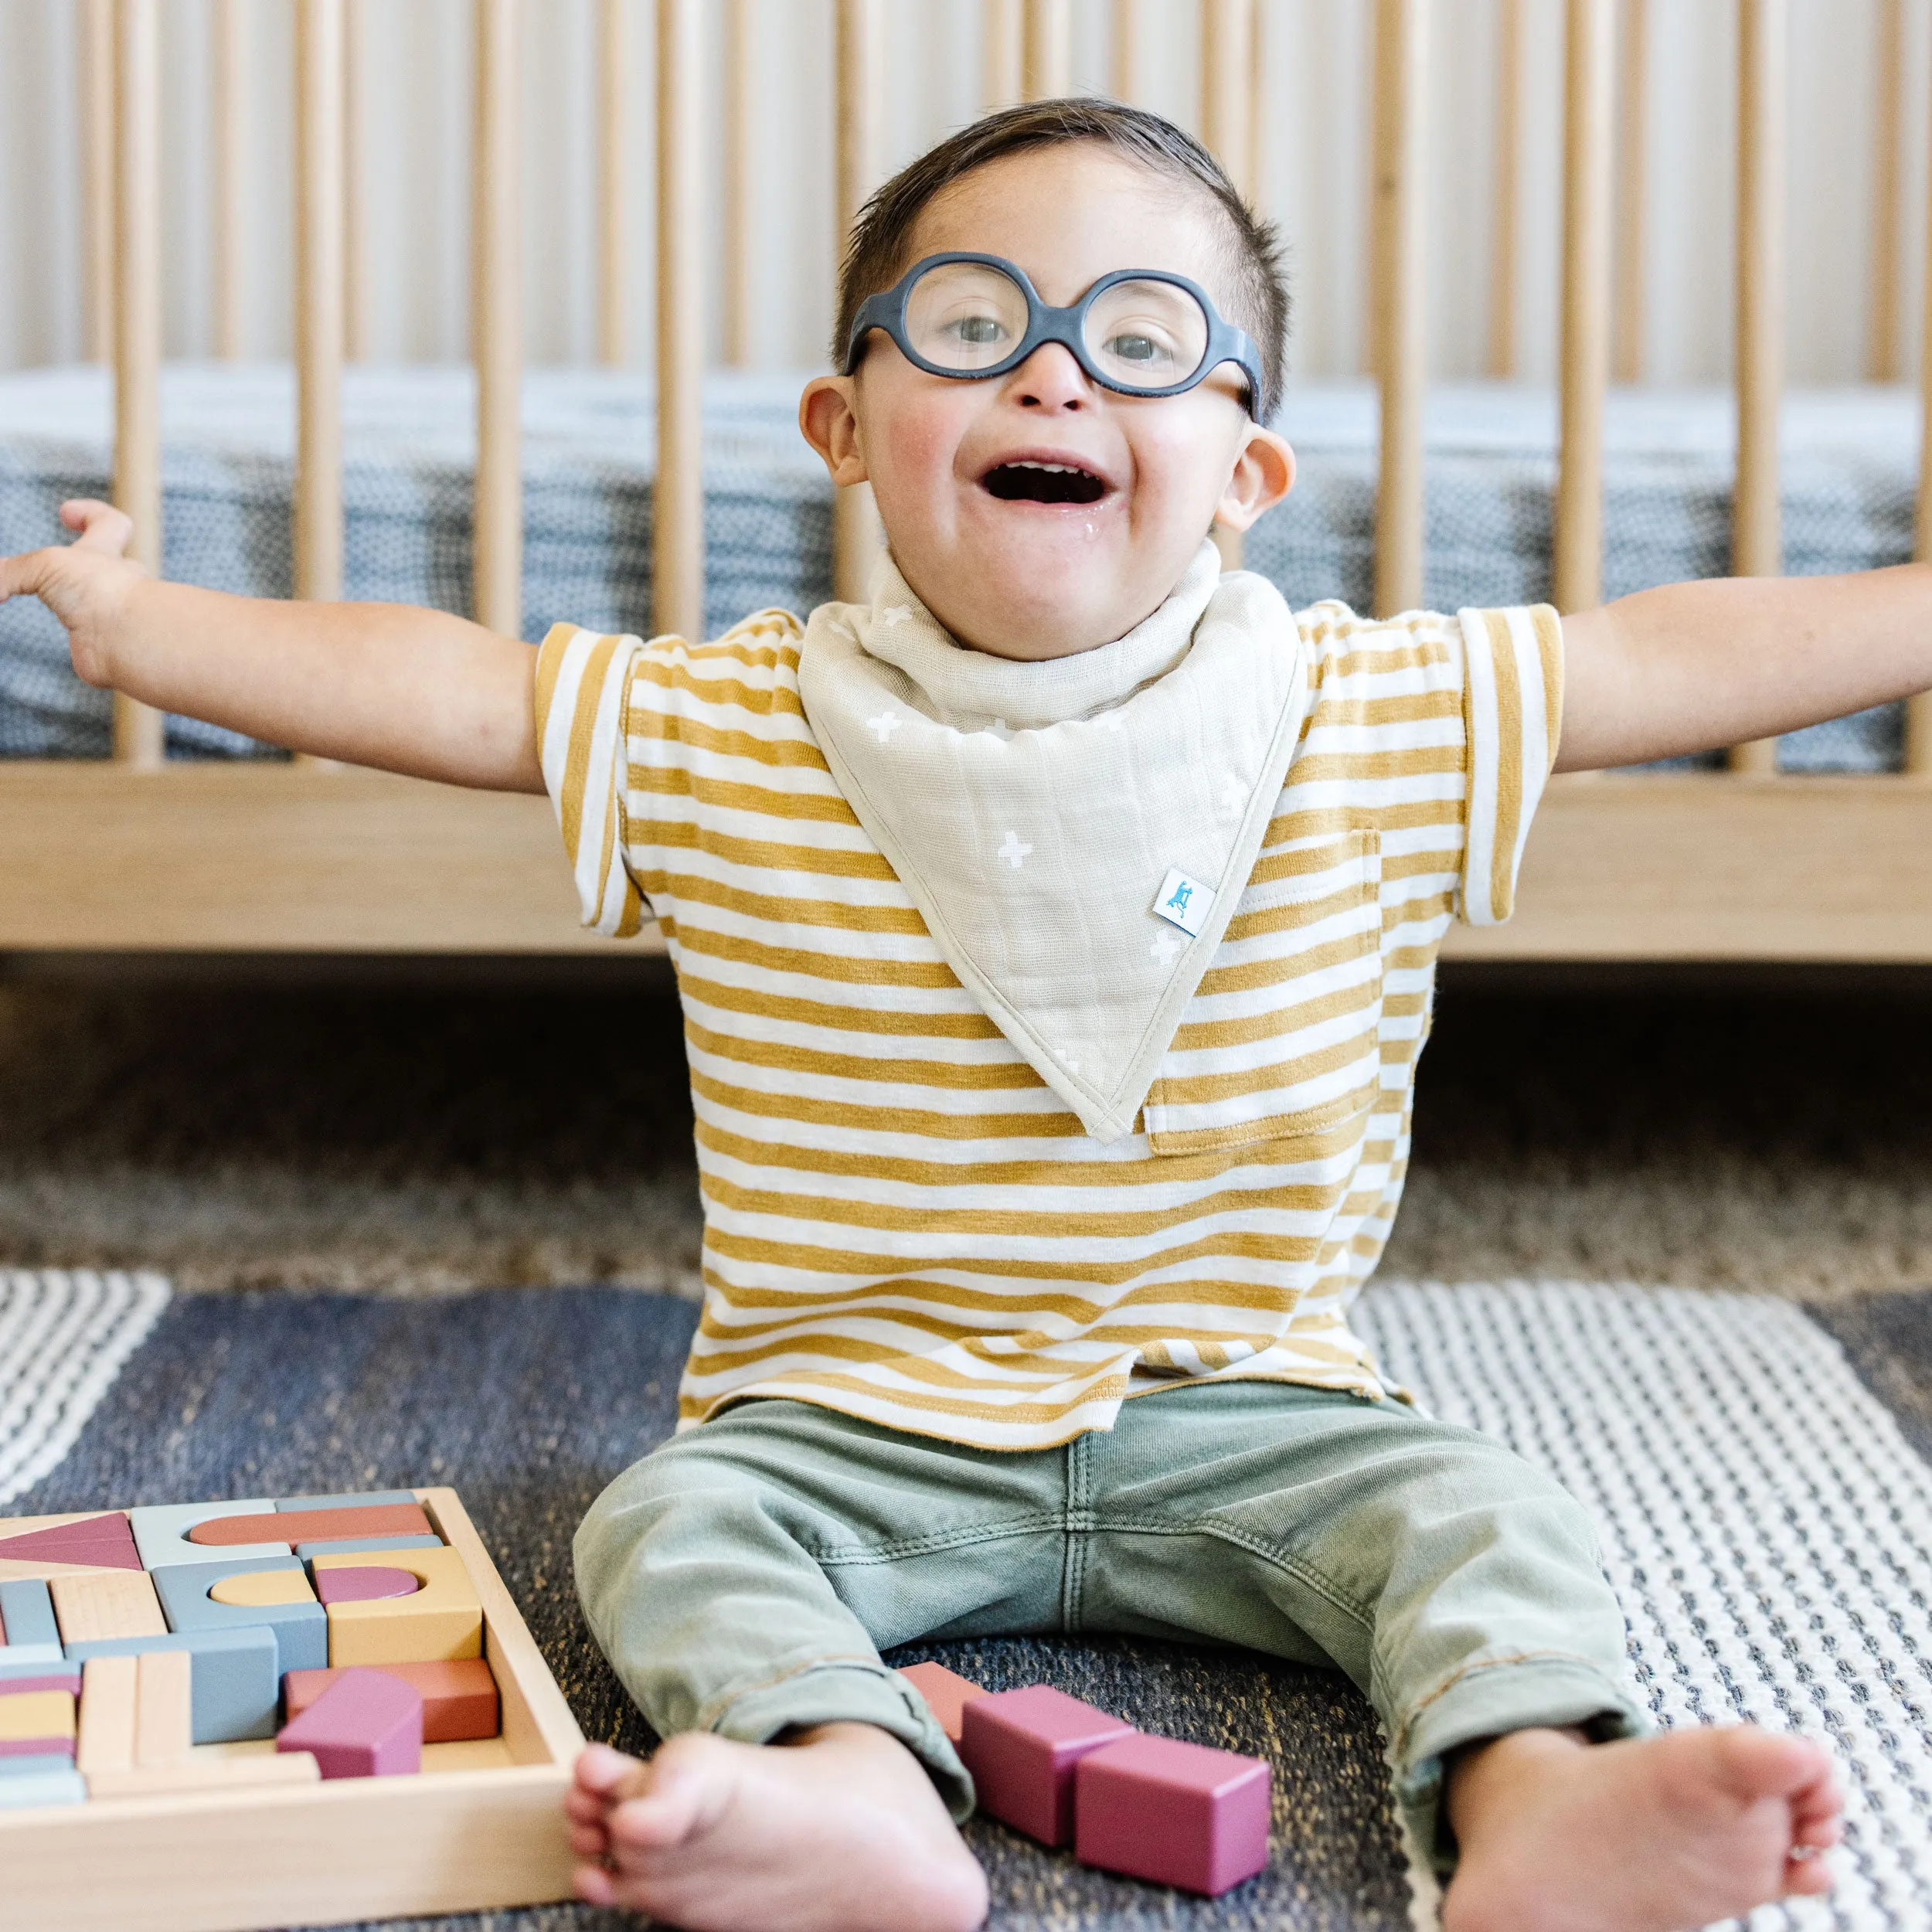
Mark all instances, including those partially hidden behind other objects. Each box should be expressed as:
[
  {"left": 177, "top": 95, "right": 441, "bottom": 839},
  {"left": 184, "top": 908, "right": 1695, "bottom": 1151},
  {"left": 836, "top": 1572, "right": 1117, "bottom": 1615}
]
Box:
[
  {"left": 566, "top": 1725, "right": 988, "bottom": 1932},
  {"left": 1442, "top": 1723, "right": 1842, "bottom": 1932}
]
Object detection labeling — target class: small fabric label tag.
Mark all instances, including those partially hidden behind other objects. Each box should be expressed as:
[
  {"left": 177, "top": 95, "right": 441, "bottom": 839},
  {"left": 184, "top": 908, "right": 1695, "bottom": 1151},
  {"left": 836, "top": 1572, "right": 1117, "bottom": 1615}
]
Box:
[{"left": 1151, "top": 868, "right": 1213, "bottom": 937}]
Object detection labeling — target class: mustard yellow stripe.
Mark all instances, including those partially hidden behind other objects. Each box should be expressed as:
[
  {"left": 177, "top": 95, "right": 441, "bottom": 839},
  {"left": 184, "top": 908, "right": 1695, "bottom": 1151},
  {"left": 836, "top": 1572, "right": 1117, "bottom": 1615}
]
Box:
[
  {"left": 1280, "top": 747, "right": 1463, "bottom": 786},
  {"left": 1306, "top": 690, "right": 1461, "bottom": 730},
  {"left": 559, "top": 631, "right": 624, "bottom": 871},
  {"left": 672, "top": 923, "right": 961, "bottom": 991},
  {"left": 641, "top": 871, "right": 930, "bottom": 936},
  {"left": 705, "top": 1226, "right": 1325, "bottom": 1284},
  {"left": 679, "top": 972, "right": 1002, "bottom": 1041},
  {"left": 1150, "top": 1028, "right": 1377, "bottom": 1107},
  {"left": 627, "top": 708, "right": 833, "bottom": 770},
  {"left": 1222, "top": 882, "right": 1380, "bottom": 946},
  {"left": 1260, "top": 801, "right": 1463, "bottom": 847},
  {"left": 689, "top": 1067, "right": 1077, "bottom": 1138},
  {"left": 699, "top": 1172, "right": 1337, "bottom": 1242},
  {"left": 1167, "top": 978, "right": 1379, "bottom": 1055},
  {"left": 1481, "top": 610, "right": 1526, "bottom": 917},
  {"left": 1318, "top": 638, "right": 1454, "bottom": 678},
  {"left": 692, "top": 1115, "right": 1355, "bottom": 1193},
  {"left": 628, "top": 764, "right": 863, "bottom": 828},
  {"left": 683, "top": 1019, "right": 1046, "bottom": 1093},
  {"left": 1195, "top": 927, "right": 1388, "bottom": 998},
  {"left": 632, "top": 655, "right": 808, "bottom": 720},
  {"left": 1531, "top": 604, "right": 1565, "bottom": 770},
  {"left": 636, "top": 818, "right": 900, "bottom": 883},
  {"left": 532, "top": 622, "right": 577, "bottom": 743}
]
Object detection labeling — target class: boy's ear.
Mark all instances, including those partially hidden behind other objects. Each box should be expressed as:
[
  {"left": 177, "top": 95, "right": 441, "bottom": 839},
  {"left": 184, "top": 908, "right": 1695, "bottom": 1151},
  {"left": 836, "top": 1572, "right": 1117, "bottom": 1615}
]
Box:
[
  {"left": 1214, "top": 425, "right": 1295, "bottom": 534},
  {"left": 799, "top": 377, "right": 869, "bottom": 486}
]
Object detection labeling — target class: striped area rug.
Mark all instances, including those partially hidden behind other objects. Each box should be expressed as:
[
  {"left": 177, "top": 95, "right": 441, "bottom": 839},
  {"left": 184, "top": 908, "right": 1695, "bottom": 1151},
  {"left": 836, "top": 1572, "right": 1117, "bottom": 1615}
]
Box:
[
  {"left": 1356, "top": 1283, "right": 1932, "bottom": 1932},
  {"left": 0, "top": 1269, "right": 169, "bottom": 1505}
]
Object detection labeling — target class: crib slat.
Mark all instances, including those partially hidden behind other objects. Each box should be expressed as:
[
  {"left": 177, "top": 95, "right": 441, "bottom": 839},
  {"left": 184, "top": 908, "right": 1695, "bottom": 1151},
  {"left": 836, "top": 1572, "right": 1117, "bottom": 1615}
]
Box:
[
  {"left": 211, "top": 0, "right": 246, "bottom": 359},
  {"left": 656, "top": 0, "right": 705, "bottom": 641},
  {"left": 113, "top": 0, "right": 165, "bottom": 768},
  {"left": 833, "top": 0, "right": 885, "bottom": 606},
  {"left": 1372, "top": 0, "right": 1427, "bottom": 619},
  {"left": 1486, "top": 0, "right": 1522, "bottom": 379},
  {"left": 472, "top": 0, "right": 522, "bottom": 639},
  {"left": 598, "top": 0, "right": 629, "bottom": 366},
  {"left": 295, "top": 0, "right": 345, "bottom": 621},
  {"left": 1554, "top": 0, "right": 1614, "bottom": 615},
  {"left": 1611, "top": 0, "right": 1647, "bottom": 383},
  {"left": 986, "top": 0, "right": 1022, "bottom": 110},
  {"left": 81, "top": 0, "right": 114, "bottom": 366},
  {"left": 1022, "top": 0, "right": 1071, "bottom": 101},
  {"left": 1110, "top": 0, "right": 1138, "bottom": 104},
  {"left": 343, "top": 0, "right": 368, "bottom": 362},
  {"left": 1867, "top": 0, "right": 1905, "bottom": 383},
  {"left": 1730, "top": 0, "right": 1785, "bottom": 777},
  {"left": 1246, "top": 0, "right": 1265, "bottom": 212},
  {"left": 1202, "top": 0, "right": 1253, "bottom": 573},
  {"left": 723, "top": 0, "right": 753, "bottom": 366},
  {"left": 1913, "top": 16, "right": 1932, "bottom": 778}
]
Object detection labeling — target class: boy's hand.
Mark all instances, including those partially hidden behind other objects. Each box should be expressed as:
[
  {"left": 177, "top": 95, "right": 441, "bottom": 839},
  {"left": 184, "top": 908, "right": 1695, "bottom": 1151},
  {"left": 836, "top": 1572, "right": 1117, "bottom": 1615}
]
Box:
[
  {"left": 0, "top": 499, "right": 146, "bottom": 689},
  {"left": 0, "top": 497, "right": 543, "bottom": 791}
]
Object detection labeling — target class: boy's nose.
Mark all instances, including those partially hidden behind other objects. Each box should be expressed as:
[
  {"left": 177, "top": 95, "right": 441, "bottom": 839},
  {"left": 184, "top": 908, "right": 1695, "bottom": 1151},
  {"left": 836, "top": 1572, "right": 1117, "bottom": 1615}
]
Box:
[{"left": 1006, "top": 342, "right": 1091, "bottom": 410}]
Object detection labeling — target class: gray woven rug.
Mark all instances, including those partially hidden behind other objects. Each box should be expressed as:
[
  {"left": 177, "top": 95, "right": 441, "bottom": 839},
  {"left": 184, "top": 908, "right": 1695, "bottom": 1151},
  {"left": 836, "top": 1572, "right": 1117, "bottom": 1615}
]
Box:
[{"left": 6, "top": 1271, "right": 1932, "bottom": 1930}]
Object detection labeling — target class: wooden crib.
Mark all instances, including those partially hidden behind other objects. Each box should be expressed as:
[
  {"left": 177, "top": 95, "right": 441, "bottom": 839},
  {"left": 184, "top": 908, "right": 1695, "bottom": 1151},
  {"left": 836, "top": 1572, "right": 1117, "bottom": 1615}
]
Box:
[{"left": 1, "top": 0, "right": 1928, "bottom": 963}]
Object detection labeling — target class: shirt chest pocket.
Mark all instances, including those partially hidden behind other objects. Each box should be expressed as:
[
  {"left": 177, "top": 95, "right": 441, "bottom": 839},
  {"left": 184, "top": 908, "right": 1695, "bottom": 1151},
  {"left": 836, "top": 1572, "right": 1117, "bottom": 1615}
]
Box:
[{"left": 1142, "top": 828, "right": 1386, "bottom": 1155}]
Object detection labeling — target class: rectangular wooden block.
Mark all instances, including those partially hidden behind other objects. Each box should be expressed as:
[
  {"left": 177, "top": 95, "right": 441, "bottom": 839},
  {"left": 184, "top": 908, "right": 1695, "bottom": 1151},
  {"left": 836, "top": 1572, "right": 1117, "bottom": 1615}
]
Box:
[
  {"left": 312, "top": 1547, "right": 482, "bottom": 1667},
  {"left": 134, "top": 1651, "right": 192, "bottom": 1768},
  {"left": 1073, "top": 1732, "right": 1271, "bottom": 1896},
  {"left": 63, "top": 1628, "right": 280, "bottom": 1744},
  {"left": 49, "top": 1572, "right": 166, "bottom": 1646},
  {"left": 282, "top": 1659, "right": 500, "bottom": 1744},
  {"left": 958, "top": 1687, "right": 1137, "bottom": 1849},
  {"left": 0, "top": 1763, "right": 86, "bottom": 1809},
  {"left": 75, "top": 1657, "right": 137, "bottom": 1775},
  {"left": 275, "top": 1492, "right": 421, "bottom": 1513},
  {"left": 898, "top": 1662, "right": 988, "bottom": 1744},
  {"left": 0, "top": 1692, "right": 77, "bottom": 1747},
  {"left": 0, "top": 1580, "right": 64, "bottom": 1662},
  {"left": 188, "top": 1505, "right": 433, "bottom": 1553}
]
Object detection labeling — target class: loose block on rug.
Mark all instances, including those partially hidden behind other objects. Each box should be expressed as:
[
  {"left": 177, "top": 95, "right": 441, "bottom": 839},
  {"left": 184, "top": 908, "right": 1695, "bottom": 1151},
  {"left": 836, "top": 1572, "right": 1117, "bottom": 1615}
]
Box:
[{"left": 4, "top": 1275, "right": 1930, "bottom": 1930}]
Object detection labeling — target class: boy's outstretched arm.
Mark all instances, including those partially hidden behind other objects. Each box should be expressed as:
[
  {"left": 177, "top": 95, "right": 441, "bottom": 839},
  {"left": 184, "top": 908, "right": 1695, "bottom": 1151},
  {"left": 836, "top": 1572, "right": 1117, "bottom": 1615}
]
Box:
[
  {"left": 1556, "top": 563, "right": 1932, "bottom": 772},
  {"left": 0, "top": 499, "right": 543, "bottom": 791}
]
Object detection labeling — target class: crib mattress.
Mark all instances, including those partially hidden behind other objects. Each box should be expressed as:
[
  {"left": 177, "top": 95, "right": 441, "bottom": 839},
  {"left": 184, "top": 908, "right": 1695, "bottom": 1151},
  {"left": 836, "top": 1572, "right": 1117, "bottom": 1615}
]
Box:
[{"left": 0, "top": 362, "right": 1913, "bottom": 769}]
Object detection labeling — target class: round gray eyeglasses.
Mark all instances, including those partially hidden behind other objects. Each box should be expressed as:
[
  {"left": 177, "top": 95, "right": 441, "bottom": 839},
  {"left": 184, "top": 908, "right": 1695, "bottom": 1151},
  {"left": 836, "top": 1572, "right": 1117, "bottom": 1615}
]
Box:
[{"left": 843, "top": 253, "right": 1264, "bottom": 417}]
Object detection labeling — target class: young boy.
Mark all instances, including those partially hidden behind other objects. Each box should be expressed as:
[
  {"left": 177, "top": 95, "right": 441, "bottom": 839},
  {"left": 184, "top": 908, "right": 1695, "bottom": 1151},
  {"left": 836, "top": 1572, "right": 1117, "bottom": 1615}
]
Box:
[{"left": 11, "top": 98, "right": 1923, "bottom": 1932}]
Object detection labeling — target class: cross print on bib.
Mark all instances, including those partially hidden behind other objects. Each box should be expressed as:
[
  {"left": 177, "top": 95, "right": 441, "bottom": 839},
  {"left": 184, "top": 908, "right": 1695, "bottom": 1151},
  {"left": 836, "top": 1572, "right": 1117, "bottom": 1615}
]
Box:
[
  {"left": 998, "top": 831, "right": 1033, "bottom": 869},
  {"left": 866, "top": 710, "right": 903, "bottom": 743}
]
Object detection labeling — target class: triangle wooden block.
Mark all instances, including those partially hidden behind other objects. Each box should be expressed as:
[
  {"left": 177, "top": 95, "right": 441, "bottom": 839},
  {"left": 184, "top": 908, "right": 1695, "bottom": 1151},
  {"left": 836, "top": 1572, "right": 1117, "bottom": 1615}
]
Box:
[{"left": 0, "top": 1514, "right": 141, "bottom": 1572}]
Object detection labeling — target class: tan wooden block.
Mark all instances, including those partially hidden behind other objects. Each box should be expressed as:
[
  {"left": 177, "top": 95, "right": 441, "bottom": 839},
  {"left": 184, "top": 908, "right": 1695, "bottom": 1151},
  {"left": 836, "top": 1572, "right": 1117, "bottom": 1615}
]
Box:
[
  {"left": 312, "top": 1547, "right": 482, "bottom": 1668},
  {"left": 0, "top": 1689, "right": 75, "bottom": 1743},
  {"left": 48, "top": 1570, "right": 165, "bottom": 1645},
  {"left": 207, "top": 1569, "right": 317, "bottom": 1610},
  {"left": 75, "top": 1655, "right": 137, "bottom": 1774},
  {"left": 134, "top": 1650, "right": 192, "bottom": 1767},
  {"left": 85, "top": 1750, "right": 321, "bottom": 1800}
]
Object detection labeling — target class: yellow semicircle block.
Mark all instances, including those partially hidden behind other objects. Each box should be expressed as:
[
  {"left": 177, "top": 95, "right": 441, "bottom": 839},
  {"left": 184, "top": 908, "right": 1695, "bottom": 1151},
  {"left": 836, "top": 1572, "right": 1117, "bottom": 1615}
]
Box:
[{"left": 208, "top": 1567, "right": 316, "bottom": 1609}]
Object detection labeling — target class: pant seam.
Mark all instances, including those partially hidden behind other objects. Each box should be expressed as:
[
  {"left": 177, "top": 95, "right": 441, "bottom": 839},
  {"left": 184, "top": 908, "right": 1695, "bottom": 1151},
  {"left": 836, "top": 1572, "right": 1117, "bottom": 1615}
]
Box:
[
  {"left": 807, "top": 1512, "right": 1063, "bottom": 1566},
  {"left": 693, "top": 1651, "right": 896, "bottom": 1736},
  {"left": 1389, "top": 1650, "right": 1633, "bottom": 1766}
]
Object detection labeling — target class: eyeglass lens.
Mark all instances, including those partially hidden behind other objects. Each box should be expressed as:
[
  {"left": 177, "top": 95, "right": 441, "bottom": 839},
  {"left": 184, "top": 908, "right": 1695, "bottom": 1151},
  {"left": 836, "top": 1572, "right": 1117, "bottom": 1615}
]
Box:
[{"left": 903, "top": 260, "right": 1210, "bottom": 390}]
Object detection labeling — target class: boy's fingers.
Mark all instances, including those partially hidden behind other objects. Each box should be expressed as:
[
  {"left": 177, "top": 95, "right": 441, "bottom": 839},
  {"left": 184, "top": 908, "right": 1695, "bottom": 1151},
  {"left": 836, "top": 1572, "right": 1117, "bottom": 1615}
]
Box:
[
  {"left": 63, "top": 500, "right": 134, "bottom": 556},
  {"left": 0, "top": 547, "right": 53, "bottom": 605}
]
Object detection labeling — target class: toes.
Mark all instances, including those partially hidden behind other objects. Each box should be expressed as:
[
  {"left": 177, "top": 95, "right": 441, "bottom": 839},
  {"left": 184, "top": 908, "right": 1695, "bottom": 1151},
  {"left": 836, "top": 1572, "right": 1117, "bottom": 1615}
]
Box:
[
  {"left": 572, "top": 1862, "right": 617, "bottom": 1910},
  {"left": 1706, "top": 1726, "right": 1838, "bottom": 1803},
  {"left": 574, "top": 1741, "right": 645, "bottom": 1798}
]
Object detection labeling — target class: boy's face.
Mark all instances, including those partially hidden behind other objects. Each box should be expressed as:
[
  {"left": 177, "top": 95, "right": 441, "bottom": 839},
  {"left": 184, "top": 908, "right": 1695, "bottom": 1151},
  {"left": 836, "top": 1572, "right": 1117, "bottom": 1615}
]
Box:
[{"left": 801, "top": 145, "right": 1294, "bottom": 662}]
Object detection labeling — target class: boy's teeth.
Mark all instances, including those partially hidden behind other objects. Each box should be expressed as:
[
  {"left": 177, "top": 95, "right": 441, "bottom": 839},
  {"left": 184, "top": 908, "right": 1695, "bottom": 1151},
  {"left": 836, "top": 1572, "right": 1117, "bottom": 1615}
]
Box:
[{"left": 1014, "top": 461, "right": 1077, "bottom": 473}]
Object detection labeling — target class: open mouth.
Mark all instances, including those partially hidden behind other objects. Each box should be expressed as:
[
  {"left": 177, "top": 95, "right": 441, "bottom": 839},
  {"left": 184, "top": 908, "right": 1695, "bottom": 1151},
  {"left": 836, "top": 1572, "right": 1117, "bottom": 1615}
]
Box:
[{"left": 981, "top": 460, "right": 1108, "bottom": 505}]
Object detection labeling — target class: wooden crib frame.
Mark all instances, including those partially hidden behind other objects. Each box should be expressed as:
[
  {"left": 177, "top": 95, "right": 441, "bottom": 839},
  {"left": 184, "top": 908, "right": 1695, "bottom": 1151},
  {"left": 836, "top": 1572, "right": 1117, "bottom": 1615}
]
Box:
[{"left": 2, "top": 0, "right": 1929, "bottom": 963}]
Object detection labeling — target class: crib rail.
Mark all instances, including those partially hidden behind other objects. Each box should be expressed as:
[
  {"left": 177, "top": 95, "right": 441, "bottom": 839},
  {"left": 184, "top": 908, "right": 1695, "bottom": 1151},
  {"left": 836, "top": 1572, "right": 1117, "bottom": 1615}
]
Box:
[{"left": 9, "top": 0, "right": 1932, "bottom": 963}]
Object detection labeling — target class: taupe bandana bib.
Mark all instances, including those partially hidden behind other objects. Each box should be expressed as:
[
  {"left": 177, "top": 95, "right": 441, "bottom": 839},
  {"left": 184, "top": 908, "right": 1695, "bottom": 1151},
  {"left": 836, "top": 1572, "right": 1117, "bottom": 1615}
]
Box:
[{"left": 798, "top": 541, "right": 1310, "bottom": 1143}]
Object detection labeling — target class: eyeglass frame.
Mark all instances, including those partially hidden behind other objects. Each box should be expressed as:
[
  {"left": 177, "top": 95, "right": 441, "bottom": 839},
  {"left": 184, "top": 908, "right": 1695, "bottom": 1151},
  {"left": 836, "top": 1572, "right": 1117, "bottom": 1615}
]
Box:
[{"left": 842, "top": 251, "right": 1267, "bottom": 417}]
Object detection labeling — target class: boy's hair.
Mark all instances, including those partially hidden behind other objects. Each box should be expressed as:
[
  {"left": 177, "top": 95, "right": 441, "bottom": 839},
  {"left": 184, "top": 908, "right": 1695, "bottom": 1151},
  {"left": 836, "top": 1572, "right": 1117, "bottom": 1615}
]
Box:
[{"left": 834, "top": 99, "right": 1290, "bottom": 420}]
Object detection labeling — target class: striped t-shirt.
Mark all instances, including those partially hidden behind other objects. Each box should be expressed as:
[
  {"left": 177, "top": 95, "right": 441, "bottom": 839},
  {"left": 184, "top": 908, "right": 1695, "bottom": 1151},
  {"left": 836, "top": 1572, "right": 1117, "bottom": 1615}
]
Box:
[{"left": 537, "top": 599, "right": 1562, "bottom": 1451}]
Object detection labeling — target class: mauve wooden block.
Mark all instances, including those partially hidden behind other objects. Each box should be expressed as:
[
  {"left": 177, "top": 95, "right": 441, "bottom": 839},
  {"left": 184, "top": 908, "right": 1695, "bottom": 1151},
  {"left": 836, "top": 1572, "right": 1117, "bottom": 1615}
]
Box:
[
  {"left": 276, "top": 1668, "right": 423, "bottom": 1779},
  {"left": 281, "top": 1659, "right": 499, "bottom": 1743},
  {"left": 1073, "top": 1732, "right": 1271, "bottom": 1896},
  {"left": 957, "top": 1687, "right": 1136, "bottom": 1847}
]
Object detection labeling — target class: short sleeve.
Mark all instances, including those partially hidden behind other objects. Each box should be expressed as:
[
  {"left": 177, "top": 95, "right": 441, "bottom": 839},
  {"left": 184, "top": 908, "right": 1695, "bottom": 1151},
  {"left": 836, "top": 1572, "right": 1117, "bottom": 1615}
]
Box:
[
  {"left": 533, "top": 621, "right": 649, "bottom": 937},
  {"left": 1455, "top": 605, "right": 1564, "bottom": 926}
]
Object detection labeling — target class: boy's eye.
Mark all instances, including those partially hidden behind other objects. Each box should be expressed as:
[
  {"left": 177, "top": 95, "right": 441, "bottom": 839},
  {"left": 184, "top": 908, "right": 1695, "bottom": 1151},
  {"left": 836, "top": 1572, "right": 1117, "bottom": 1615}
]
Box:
[
  {"left": 951, "top": 315, "right": 1007, "bottom": 345},
  {"left": 1104, "top": 332, "right": 1162, "bottom": 364}
]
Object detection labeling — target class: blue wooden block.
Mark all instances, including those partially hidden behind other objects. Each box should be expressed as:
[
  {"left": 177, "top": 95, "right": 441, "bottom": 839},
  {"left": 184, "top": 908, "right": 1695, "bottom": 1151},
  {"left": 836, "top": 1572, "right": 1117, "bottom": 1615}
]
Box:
[
  {"left": 0, "top": 1750, "right": 80, "bottom": 1778},
  {"left": 293, "top": 1533, "right": 441, "bottom": 1561},
  {"left": 0, "top": 1580, "right": 63, "bottom": 1665},
  {"left": 275, "top": 1491, "right": 420, "bottom": 1512},
  {"left": 62, "top": 1627, "right": 279, "bottom": 1742},
  {"left": 151, "top": 1557, "right": 327, "bottom": 1675},
  {"left": 129, "top": 1498, "right": 285, "bottom": 1570},
  {"left": 0, "top": 1764, "right": 86, "bottom": 1808},
  {"left": 0, "top": 1664, "right": 80, "bottom": 1692}
]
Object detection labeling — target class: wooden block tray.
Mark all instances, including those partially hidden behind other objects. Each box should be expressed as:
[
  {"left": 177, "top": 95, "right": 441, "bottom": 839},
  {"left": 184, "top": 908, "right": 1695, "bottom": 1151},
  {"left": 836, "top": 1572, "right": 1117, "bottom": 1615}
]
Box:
[{"left": 2, "top": 1488, "right": 583, "bottom": 1932}]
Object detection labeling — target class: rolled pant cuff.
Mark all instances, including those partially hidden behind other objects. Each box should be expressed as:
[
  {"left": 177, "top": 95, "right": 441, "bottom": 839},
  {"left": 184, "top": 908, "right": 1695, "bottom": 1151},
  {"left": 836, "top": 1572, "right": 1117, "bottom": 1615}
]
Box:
[
  {"left": 711, "top": 1660, "right": 976, "bottom": 1823},
  {"left": 1393, "top": 1655, "right": 1647, "bottom": 1875}
]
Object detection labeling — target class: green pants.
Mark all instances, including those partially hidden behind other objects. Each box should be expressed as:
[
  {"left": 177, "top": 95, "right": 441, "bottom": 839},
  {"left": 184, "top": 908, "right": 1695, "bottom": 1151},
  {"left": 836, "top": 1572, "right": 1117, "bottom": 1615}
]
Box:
[{"left": 573, "top": 1381, "right": 1644, "bottom": 1870}]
